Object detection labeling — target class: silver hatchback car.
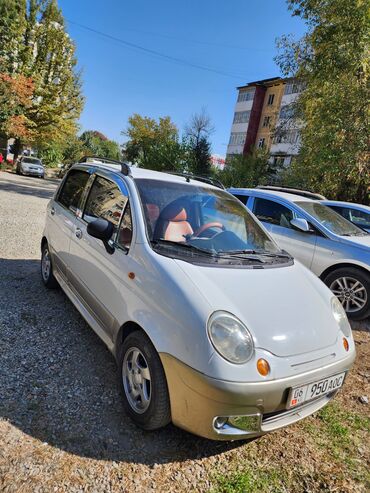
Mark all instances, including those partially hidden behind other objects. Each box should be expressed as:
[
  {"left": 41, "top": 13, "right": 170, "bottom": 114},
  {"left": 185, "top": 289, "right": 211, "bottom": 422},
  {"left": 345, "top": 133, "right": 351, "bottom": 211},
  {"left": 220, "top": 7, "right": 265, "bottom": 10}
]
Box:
[
  {"left": 229, "top": 188, "right": 370, "bottom": 320},
  {"left": 40, "top": 162, "right": 356, "bottom": 440}
]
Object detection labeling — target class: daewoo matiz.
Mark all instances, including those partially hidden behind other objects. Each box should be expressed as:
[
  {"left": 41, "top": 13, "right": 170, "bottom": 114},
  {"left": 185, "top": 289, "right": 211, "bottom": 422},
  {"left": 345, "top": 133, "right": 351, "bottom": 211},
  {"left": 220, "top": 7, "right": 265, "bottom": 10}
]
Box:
[{"left": 41, "top": 159, "right": 355, "bottom": 440}]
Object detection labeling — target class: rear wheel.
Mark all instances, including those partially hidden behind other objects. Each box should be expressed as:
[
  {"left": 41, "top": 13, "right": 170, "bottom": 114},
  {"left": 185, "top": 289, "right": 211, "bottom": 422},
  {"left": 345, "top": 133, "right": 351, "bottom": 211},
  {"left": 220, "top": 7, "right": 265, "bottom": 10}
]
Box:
[
  {"left": 41, "top": 243, "right": 58, "bottom": 289},
  {"left": 118, "top": 330, "right": 171, "bottom": 430},
  {"left": 324, "top": 267, "right": 370, "bottom": 320}
]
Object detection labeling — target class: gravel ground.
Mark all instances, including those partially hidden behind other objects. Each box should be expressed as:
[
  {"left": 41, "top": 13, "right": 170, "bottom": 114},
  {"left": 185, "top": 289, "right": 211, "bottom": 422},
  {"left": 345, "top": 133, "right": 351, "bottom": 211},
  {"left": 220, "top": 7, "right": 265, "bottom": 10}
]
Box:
[{"left": 0, "top": 171, "right": 369, "bottom": 493}]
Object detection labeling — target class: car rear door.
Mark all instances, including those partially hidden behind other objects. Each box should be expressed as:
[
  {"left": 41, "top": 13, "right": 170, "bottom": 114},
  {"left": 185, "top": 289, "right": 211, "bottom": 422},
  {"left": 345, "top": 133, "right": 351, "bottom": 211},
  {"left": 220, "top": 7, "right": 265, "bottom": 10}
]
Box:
[
  {"left": 67, "top": 172, "right": 134, "bottom": 340},
  {"left": 47, "top": 169, "right": 91, "bottom": 281},
  {"left": 252, "top": 196, "right": 317, "bottom": 269}
]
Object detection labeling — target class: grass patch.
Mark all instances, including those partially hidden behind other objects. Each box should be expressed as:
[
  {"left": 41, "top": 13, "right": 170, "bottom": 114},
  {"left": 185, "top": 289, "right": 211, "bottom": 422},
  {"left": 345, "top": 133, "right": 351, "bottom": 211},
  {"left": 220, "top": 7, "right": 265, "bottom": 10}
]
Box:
[
  {"left": 212, "top": 467, "right": 286, "bottom": 493},
  {"left": 212, "top": 403, "right": 370, "bottom": 492}
]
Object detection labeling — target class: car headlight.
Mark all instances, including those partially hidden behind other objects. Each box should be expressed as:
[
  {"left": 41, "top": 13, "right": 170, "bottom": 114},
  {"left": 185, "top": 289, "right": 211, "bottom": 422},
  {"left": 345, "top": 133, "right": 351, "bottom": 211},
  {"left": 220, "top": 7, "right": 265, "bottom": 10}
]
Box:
[
  {"left": 332, "top": 297, "right": 351, "bottom": 337},
  {"left": 208, "top": 311, "right": 254, "bottom": 364}
]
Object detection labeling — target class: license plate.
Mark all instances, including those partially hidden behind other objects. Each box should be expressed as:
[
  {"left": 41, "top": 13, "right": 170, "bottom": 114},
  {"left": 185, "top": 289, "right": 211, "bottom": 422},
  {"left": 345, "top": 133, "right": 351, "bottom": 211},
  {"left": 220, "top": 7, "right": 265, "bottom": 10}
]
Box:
[{"left": 287, "top": 372, "right": 345, "bottom": 409}]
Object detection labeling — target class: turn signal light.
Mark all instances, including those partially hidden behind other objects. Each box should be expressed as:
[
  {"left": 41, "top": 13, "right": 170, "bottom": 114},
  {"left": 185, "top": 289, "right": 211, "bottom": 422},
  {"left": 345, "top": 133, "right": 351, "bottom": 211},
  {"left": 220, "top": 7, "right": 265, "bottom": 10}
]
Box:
[
  {"left": 257, "top": 358, "right": 270, "bottom": 376},
  {"left": 343, "top": 337, "right": 349, "bottom": 352}
]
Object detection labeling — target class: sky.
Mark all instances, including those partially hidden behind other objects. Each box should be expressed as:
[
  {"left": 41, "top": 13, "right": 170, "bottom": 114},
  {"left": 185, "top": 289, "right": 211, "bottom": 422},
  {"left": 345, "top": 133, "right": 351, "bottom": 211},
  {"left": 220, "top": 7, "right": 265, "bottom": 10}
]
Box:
[{"left": 58, "top": 0, "right": 306, "bottom": 155}]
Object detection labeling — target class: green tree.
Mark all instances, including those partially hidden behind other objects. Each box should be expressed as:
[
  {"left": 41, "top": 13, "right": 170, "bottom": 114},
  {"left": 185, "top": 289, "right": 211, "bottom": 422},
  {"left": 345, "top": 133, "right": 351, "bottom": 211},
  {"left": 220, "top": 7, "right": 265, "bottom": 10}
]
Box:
[
  {"left": 80, "top": 130, "right": 122, "bottom": 161},
  {"left": 217, "top": 151, "right": 279, "bottom": 188},
  {"left": 184, "top": 108, "right": 213, "bottom": 175},
  {"left": 275, "top": 0, "right": 369, "bottom": 204},
  {"left": 123, "top": 114, "right": 184, "bottom": 171},
  {"left": 0, "top": 0, "right": 84, "bottom": 159},
  {"left": 0, "top": 72, "right": 34, "bottom": 142}
]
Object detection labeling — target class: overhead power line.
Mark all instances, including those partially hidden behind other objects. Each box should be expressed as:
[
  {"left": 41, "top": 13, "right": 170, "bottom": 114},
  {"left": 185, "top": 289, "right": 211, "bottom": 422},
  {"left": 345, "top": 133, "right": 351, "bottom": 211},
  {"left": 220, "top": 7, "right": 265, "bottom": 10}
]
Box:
[{"left": 66, "top": 19, "right": 246, "bottom": 80}]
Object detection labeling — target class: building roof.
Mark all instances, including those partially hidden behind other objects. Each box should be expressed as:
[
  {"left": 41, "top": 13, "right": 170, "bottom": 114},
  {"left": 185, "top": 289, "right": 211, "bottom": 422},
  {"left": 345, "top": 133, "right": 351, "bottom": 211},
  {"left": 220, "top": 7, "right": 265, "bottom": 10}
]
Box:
[{"left": 237, "top": 76, "right": 296, "bottom": 90}]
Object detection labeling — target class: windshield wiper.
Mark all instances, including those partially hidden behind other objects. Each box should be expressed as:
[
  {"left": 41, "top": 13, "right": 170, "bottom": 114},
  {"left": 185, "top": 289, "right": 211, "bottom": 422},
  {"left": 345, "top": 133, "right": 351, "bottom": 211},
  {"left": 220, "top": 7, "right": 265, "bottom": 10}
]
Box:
[
  {"left": 151, "top": 239, "right": 217, "bottom": 256},
  {"left": 221, "top": 249, "right": 291, "bottom": 259}
]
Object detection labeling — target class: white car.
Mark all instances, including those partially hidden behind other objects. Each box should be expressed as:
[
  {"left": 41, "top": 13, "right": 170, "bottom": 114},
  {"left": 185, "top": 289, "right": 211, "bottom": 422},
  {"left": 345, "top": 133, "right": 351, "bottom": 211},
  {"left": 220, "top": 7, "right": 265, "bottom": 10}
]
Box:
[
  {"left": 41, "top": 161, "right": 355, "bottom": 440},
  {"left": 229, "top": 187, "right": 370, "bottom": 320},
  {"left": 16, "top": 156, "right": 45, "bottom": 178}
]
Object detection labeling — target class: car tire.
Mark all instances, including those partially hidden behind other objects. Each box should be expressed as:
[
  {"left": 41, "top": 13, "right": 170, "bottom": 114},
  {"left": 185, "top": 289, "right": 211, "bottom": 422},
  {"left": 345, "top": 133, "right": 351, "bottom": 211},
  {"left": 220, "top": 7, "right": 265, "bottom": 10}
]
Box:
[
  {"left": 118, "top": 330, "right": 171, "bottom": 431},
  {"left": 41, "top": 243, "right": 58, "bottom": 289},
  {"left": 323, "top": 267, "right": 370, "bottom": 320}
]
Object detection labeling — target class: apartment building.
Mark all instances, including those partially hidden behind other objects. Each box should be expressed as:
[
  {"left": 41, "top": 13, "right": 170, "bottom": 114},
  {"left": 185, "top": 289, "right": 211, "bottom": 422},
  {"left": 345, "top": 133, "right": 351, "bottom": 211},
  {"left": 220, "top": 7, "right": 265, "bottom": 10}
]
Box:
[{"left": 227, "top": 77, "right": 304, "bottom": 166}]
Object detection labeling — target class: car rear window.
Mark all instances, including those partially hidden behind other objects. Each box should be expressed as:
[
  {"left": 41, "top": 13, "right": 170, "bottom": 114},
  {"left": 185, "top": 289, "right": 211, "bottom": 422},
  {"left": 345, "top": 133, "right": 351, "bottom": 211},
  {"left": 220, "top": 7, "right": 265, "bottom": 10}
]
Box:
[{"left": 58, "top": 170, "right": 90, "bottom": 212}]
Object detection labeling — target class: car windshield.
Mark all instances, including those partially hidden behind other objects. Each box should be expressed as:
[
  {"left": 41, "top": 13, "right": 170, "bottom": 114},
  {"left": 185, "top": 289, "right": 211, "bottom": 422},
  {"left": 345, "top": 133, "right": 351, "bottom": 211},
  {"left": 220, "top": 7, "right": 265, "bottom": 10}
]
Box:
[
  {"left": 296, "top": 201, "right": 367, "bottom": 236},
  {"left": 135, "top": 178, "right": 284, "bottom": 259},
  {"left": 23, "top": 157, "right": 42, "bottom": 165}
]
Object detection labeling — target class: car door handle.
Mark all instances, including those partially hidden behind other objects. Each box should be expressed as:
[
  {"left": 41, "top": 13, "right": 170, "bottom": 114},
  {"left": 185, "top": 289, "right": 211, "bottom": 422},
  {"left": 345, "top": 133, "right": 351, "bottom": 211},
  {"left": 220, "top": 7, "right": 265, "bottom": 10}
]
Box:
[
  {"left": 50, "top": 207, "right": 55, "bottom": 215},
  {"left": 75, "top": 228, "right": 82, "bottom": 239}
]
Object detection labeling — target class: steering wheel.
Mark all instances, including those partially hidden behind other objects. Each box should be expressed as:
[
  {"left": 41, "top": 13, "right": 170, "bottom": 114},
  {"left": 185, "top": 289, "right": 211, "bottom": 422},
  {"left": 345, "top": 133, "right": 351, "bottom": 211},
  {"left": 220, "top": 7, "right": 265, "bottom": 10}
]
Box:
[{"left": 194, "top": 222, "right": 225, "bottom": 238}]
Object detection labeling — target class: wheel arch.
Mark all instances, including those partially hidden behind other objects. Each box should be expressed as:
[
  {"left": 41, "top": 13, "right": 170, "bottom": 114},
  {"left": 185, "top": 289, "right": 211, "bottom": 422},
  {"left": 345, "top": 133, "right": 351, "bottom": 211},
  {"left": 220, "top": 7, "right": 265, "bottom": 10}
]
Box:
[
  {"left": 114, "top": 321, "right": 154, "bottom": 361},
  {"left": 320, "top": 262, "right": 370, "bottom": 281},
  {"left": 41, "top": 236, "right": 48, "bottom": 251}
]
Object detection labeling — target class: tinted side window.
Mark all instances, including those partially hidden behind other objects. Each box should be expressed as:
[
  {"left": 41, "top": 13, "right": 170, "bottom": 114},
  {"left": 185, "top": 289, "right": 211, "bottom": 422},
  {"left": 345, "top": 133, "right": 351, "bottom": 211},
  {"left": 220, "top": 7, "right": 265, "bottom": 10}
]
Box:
[
  {"left": 329, "top": 205, "right": 346, "bottom": 217},
  {"left": 233, "top": 194, "right": 249, "bottom": 205},
  {"left": 254, "top": 198, "right": 293, "bottom": 228},
  {"left": 83, "top": 176, "right": 127, "bottom": 231},
  {"left": 348, "top": 208, "right": 370, "bottom": 229},
  {"left": 58, "top": 170, "right": 90, "bottom": 212}
]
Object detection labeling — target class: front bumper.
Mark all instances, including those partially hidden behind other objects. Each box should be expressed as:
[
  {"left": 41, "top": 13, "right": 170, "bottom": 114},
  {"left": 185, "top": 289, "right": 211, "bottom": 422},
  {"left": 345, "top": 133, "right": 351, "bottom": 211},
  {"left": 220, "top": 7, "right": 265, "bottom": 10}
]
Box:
[
  {"left": 21, "top": 168, "right": 44, "bottom": 177},
  {"left": 160, "top": 350, "right": 355, "bottom": 440}
]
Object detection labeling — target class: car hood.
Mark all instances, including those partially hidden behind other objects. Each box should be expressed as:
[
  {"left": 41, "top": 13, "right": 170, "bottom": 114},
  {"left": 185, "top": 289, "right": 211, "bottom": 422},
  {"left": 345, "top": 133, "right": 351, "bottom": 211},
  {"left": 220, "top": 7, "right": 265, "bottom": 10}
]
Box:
[{"left": 174, "top": 259, "right": 339, "bottom": 357}]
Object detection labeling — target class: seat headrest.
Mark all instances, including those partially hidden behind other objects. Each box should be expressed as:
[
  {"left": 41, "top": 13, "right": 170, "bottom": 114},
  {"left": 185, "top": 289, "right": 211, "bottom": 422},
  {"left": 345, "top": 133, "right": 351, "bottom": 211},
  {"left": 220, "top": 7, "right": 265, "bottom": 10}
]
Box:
[
  {"left": 160, "top": 202, "right": 188, "bottom": 222},
  {"left": 145, "top": 203, "right": 160, "bottom": 223}
]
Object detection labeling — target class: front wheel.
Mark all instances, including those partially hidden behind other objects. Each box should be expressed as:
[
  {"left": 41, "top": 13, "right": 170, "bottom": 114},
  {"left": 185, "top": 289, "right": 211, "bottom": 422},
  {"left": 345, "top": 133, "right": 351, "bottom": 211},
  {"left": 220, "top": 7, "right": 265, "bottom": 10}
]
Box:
[
  {"left": 324, "top": 267, "right": 370, "bottom": 320},
  {"left": 41, "top": 243, "right": 58, "bottom": 289},
  {"left": 118, "top": 330, "right": 171, "bottom": 430}
]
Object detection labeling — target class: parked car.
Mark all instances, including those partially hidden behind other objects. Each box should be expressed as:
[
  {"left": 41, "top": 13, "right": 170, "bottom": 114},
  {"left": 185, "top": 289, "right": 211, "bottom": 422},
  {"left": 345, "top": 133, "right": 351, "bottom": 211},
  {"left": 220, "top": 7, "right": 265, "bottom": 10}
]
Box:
[
  {"left": 229, "top": 187, "right": 370, "bottom": 320},
  {"left": 321, "top": 200, "right": 370, "bottom": 233},
  {"left": 16, "top": 156, "right": 45, "bottom": 178},
  {"left": 41, "top": 162, "right": 355, "bottom": 440}
]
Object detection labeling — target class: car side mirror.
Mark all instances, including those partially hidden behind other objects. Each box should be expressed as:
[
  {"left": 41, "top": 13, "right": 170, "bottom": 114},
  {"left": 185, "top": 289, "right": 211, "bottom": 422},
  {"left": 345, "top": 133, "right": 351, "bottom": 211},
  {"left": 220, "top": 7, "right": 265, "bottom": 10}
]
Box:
[
  {"left": 87, "top": 218, "right": 115, "bottom": 254},
  {"left": 290, "top": 218, "right": 311, "bottom": 233}
]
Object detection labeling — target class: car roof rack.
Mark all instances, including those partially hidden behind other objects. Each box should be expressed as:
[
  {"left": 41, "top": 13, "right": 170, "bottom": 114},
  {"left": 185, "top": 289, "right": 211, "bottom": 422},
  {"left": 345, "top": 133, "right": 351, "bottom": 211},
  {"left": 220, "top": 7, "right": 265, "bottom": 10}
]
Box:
[
  {"left": 79, "top": 156, "right": 131, "bottom": 176},
  {"left": 166, "top": 172, "right": 225, "bottom": 190},
  {"left": 256, "top": 185, "right": 326, "bottom": 200}
]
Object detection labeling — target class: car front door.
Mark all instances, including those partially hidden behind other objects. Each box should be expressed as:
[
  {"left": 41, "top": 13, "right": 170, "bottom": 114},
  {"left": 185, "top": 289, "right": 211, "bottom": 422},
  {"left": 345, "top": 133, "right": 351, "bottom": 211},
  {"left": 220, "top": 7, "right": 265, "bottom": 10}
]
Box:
[
  {"left": 48, "top": 169, "right": 91, "bottom": 281},
  {"left": 252, "top": 196, "right": 317, "bottom": 269},
  {"left": 67, "top": 172, "right": 134, "bottom": 341}
]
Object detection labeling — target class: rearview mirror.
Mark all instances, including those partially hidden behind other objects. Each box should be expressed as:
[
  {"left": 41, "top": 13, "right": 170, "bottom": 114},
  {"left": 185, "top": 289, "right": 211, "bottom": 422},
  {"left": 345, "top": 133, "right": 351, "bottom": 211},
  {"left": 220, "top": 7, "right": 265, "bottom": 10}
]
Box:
[
  {"left": 290, "top": 218, "right": 311, "bottom": 233},
  {"left": 87, "top": 218, "right": 115, "bottom": 254}
]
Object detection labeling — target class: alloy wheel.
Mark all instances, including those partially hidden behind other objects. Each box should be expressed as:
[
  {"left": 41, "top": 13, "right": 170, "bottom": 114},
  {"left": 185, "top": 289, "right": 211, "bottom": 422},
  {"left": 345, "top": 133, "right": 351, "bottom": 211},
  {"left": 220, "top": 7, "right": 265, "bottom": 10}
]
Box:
[
  {"left": 41, "top": 248, "right": 51, "bottom": 282},
  {"left": 122, "top": 347, "right": 152, "bottom": 414},
  {"left": 330, "top": 276, "right": 367, "bottom": 313}
]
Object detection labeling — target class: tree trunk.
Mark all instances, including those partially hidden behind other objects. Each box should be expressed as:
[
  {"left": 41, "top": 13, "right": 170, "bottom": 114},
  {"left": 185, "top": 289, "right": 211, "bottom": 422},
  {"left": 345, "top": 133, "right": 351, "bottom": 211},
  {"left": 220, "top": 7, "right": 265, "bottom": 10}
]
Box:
[{"left": 13, "top": 138, "right": 22, "bottom": 163}]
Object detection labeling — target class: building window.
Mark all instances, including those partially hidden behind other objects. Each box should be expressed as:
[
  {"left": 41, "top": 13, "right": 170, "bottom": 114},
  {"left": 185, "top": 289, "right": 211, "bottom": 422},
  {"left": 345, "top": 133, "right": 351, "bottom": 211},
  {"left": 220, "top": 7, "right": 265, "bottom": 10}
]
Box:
[
  {"left": 229, "top": 132, "right": 246, "bottom": 146},
  {"left": 284, "top": 80, "right": 305, "bottom": 95},
  {"left": 233, "top": 110, "right": 251, "bottom": 124},
  {"left": 237, "top": 88, "right": 255, "bottom": 102},
  {"left": 267, "top": 94, "right": 275, "bottom": 105},
  {"left": 272, "top": 156, "right": 285, "bottom": 166},
  {"left": 262, "top": 116, "right": 270, "bottom": 127},
  {"left": 279, "top": 105, "right": 294, "bottom": 120},
  {"left": 274, "top": 129, "right": 300, "bottom": 145},
  {"left": 258, "top": 138, "right": 265, "bottom": 148}
]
